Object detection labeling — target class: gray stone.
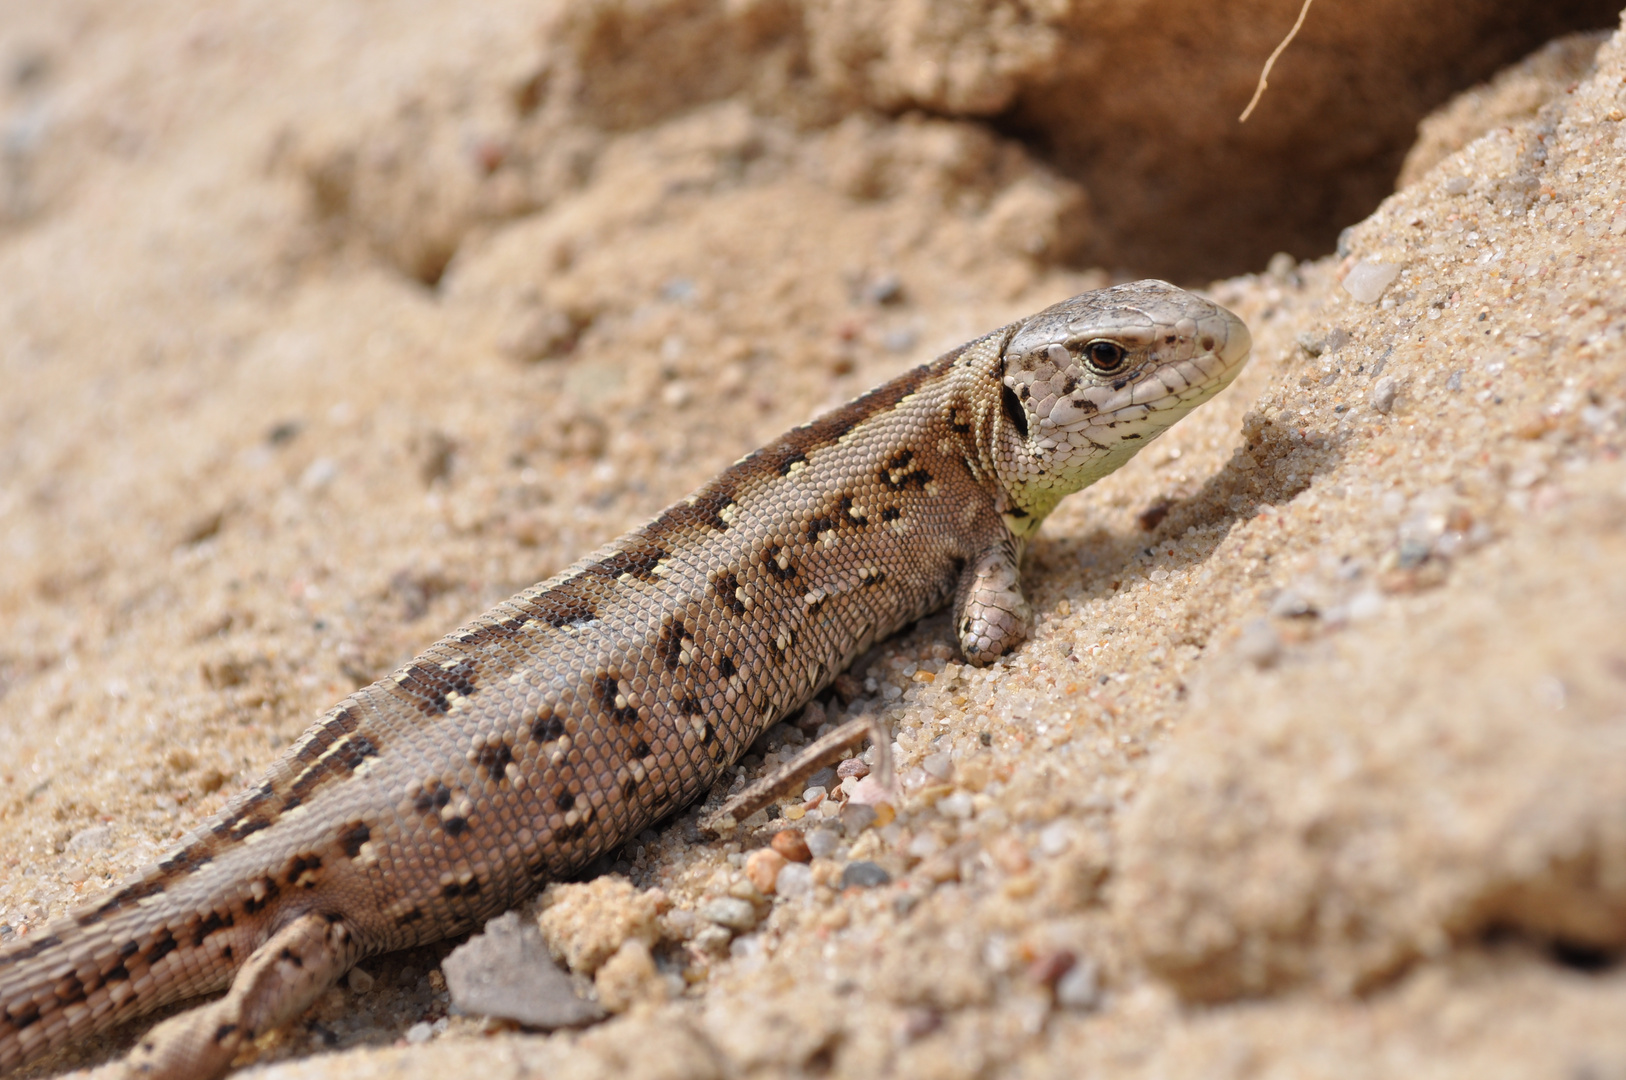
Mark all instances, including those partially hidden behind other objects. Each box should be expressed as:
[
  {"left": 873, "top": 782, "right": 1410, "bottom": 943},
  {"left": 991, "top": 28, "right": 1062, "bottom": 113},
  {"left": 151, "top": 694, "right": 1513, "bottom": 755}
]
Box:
[
  {"left": 442, "top": 911, "right": 604, "bottom": 1029},
  {"left": 699, "top": 896, "right": 758, "bottom": 932},
  {"left": 840, "top": 861, "right": 892, "bottom": 889}
]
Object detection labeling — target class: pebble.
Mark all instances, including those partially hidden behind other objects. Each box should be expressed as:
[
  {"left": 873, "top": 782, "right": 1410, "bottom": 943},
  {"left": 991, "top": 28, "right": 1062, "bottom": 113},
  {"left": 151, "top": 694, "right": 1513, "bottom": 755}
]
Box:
[
  {"left": 836, "top": 757, "right": 870, "bottom": 780},
  {"left": 1037, "top": 822, "right": 1071, "bottom": 857},
  {"left": 807, "top": 767, "right": 837, "bottom": 789},
  {"left": 405, "top": 1021, "right": 434, "bottom": 1044},
  {"left": 1371, "top": 375, "right": 1399, "bottom": 414},
  {"left": 1271, "top": 588, "right": 1315, "bottom": 618},
  {"left": 442, "top": 911, "right": 604, "bottom": 1029},
  {"left": 65, "top": 824, "right": 113, "bottom": 854},
  {"left": 840, "top": 803, "right": 878, "bottom": 835},
  {"left": 745, "top": 848, "right": 787, "bottom": 894},
  {"left": 841, "top": 861, "right": 892, "bottom": 889},
  {"left": 1342, "top": 260, "right": 1400, "bottom": 304},
  {"left": 1237, "top": 618, "right": 1283, "bottom": 669},
  {"left": 1055, "top": 960, "right": 1101, "bottom": 1010},
  {"left": 937, "top": 791, "right": 974, "bottom": 819},
  {"left": 806, "top": 828, "right": 842, "bottom": 859},
  {"left": 1026, "top": 948, "right": 1077, "bottom": 987},
  {"left": 921, "top": 752, "right": 953, "bottom": 779},
  {"left": 775, "top": 862, "right": 814, "bottom": 898},
  {"left": 771, "top": 829, "right": 813, "bottom": 862},
  {"left": 699, "top": 897, "right": 758, "bottom": 932}
]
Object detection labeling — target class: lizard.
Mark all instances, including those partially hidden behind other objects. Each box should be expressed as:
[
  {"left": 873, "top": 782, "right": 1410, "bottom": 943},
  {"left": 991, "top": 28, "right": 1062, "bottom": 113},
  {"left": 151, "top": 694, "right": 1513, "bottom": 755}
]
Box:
[{"left": 0, "top": 279, "right": 1250, "bottom": 1079}]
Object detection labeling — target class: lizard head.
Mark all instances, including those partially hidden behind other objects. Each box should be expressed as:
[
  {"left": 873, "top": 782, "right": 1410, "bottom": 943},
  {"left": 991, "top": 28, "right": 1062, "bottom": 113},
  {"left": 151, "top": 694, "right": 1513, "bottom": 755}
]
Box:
[{"left": 990, "top": 279, "right": 1252, "bottom": 534}]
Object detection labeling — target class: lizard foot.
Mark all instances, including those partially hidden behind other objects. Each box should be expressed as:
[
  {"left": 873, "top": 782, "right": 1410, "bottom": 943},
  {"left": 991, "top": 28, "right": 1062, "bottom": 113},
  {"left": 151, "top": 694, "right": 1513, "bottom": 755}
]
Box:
[
  {"left": 122, "top": 913, "right": 357, "bottom": 1080},
  {"left": 954, "top": 539, "right": 1031, "bottom": 665}
]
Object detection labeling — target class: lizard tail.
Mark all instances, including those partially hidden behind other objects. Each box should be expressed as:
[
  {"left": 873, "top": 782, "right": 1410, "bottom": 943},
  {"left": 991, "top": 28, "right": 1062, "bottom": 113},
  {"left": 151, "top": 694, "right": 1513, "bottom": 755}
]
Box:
[{"left": 0, "top": 869, "right": 258, "bottom": 1074}]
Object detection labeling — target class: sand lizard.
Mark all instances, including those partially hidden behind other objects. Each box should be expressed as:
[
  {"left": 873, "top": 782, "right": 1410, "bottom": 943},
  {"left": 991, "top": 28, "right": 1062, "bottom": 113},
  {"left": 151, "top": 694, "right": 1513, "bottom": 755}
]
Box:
[{"left": 0, "top": 280, "right": 1250, "bottom": 1078}]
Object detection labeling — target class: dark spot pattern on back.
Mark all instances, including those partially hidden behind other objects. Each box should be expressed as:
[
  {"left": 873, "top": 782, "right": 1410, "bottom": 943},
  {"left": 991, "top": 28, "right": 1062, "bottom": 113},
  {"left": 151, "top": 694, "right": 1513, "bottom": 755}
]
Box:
[
  {"left": 338, "top": 822, "right": 371, "bottom": 859},
  {"left": 880, "top": 449, "right": 931, "bottom": 491},
  {"left": 539, "top": 590, "right": 597, "bottom": 628},
  {"left": 648, "top": 482, "right": 737, "bottom": 539},
  {"left": 398, "top": 657, "right": 477, "bottom": 715},
  {"left": 530, "top": 709, "right": 565, "bottom": 743},
  {"left": 585, "top": 540, "right": 668, "bottom": 582},
  {"left": 763, "top": 544, "right": 796, "bottom": 581},
  {"left": 658, "top": 618, "right": 688, "bottom": 670},
  {"left": 475, "top": 741, "right": 513, "bottom": 781},
  {"left": 712, "top": 571, "right": 747, "bottom": 615},
  {"left": 595, "top": 672, "right": 640, "bottom": 723}
]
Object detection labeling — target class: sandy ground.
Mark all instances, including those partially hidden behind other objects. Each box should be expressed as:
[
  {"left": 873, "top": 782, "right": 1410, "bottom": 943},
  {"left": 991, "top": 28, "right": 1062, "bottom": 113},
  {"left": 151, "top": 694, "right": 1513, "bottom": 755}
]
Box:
[{"left": 2, "top": 2, "right": 1625, "bottom": 1078}]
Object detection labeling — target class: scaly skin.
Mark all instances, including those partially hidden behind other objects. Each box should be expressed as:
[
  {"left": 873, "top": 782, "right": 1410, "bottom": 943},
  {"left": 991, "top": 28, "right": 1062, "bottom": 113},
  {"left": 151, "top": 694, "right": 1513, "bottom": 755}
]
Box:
[{"left": 0, "top": 280, "right": 1249, "bottom": 1078}]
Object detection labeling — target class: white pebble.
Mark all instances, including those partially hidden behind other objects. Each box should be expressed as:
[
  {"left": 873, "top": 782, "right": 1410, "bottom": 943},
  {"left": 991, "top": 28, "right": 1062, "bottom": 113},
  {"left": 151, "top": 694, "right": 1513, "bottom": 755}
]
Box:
[
  {"left": 775, "top": 862, "right": 813, "bottom": 898},
  {"left": 1038, "top": 822, "right": 1071, "bottom": 856},
  {"left": 938, "top": 791, "right": 975, "bottom": 819},
  {"left": 699, "top": 897, "right": 758, "bottom": 932},
  {"left": 806, "top": 828, "right": 842, "bottom": 858},
  {"left": 1371, "top": 375, "right": 1398, "bottom": 414},
  {"left": 1342, "top": 260, "right": 1401, "bottom": 304},
  {"left": 1055, "top": 960, "right": 1100, "bottom": 1009},
  {"left": 405, "top": 1022, "right": 433, "bottom": 1044}
]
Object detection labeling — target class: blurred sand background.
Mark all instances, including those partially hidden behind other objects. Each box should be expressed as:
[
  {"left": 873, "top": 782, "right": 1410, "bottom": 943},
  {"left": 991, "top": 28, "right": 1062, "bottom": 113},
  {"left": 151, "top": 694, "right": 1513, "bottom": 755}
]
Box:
[{"left": 2, "top": 1, "right": 1625, "bottom": 1076}]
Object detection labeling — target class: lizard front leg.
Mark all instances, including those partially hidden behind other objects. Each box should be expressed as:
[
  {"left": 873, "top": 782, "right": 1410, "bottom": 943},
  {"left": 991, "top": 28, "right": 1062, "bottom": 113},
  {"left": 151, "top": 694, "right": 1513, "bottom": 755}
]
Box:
[
  {"left": 954, "top": 536, "right": 1031, "bottom": 665},
  {"left": 122, "top": 913, "right": 358, "bottom": 1080}
]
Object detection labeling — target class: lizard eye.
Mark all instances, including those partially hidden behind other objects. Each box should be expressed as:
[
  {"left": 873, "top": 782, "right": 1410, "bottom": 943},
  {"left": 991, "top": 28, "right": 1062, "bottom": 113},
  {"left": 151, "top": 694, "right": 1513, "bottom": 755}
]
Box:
[{"left": 1083, "top": 340, "right": 1127, "bottom": 374}]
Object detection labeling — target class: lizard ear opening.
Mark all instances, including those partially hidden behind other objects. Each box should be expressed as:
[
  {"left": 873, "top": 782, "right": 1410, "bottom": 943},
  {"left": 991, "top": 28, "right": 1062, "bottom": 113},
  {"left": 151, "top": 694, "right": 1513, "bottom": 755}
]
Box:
[{"left": 1000, "top": 383, "right": 1028, "bottom": 439}]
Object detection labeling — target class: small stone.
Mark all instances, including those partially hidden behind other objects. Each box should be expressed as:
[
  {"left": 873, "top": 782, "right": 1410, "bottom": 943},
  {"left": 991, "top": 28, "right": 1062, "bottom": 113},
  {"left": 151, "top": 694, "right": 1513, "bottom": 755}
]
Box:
[
  {"left": 840, "top": 803, "right": 878, "bottom": 836},
  {"left": 1037, "top": 822, "right": 1071, "bottom": 856},
  {"left": 937, "top": 791, "right": 975, "bottom": 819},
  {"left": 346, "top": 966, "right": 375, "bottom": 994},
  {"left": 775, "top": 862, "right": 814, "bottom": 898},
  {"left": 1342, "top": 260, "right": 1401, "bottom": 303},
  {"left": 883, "top": 327, "right": 918, "bottom": 353},
  {"left": 65, "top": 825, "right": 113, "bottom": 854},
  {"left": 921, "top": 752, "right": 953, "bottom": 780},
  {"left": 862, "top": 271, "right": 903, "bottom": 305},
  {"left": 746, "top": 848, "right": 787, "bottom": 894},
  {"left": 1269, "top": 589, "right": 1315, "bottom": 618},
  {"left": 836, "top": 757, "right": 870, "bottom": 780},
  {"left": 1026, "top": 948, "right": 1077, "bottom": 987},
  {"left": 840, "top": 861, "right": 892, "bottom": 889},
  {"left": 1237, "top": 618, "right": 1283, "bottom": 669},
  {"left": 847, "top": 775, "right": 891, "bottom": 806},
  {"left": 442, "top": 912, "right": 604, "bottom": 1029},
  {"left": 692, "top": 924, "right": 733, "bottom": 956},
  {"left": 405, "top": 1021, "right": 434, "bottom": 1044},
  {"left": 807, "top": 766, "right": 837, "bottom": 789},
  {"left": 1054, "top": 960, "right": 1100, "bottom": 1010},
  {"left": 699, "top": 897, "right": 758, "bottom": 932},
  {"left": 806, "top": 828, "right": 842, "bottom": 859},
  {"left": 896, "top": 1007, "right": 941, "bottom": 1043},
  {"left": 771, "top": 829, "right": 812, "bottom": 863},
  {"left": 1371, "top": 375, "right": 1399, "bottom": 414}
]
